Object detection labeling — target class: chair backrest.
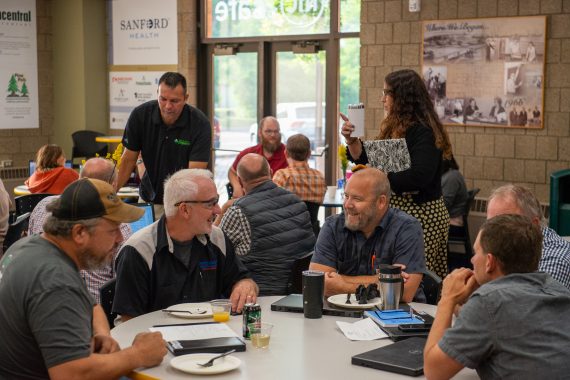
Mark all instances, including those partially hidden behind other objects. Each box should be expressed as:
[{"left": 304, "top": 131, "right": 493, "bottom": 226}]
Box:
[
  {"left": 286, "top": 252, "right": 314, "bottom": 295},
  {"left": 2, "top": 212, "right": 31, "bottom": 254},
  {"left": 71, "top": 130, "right": 108, "bottom": 162},
  {"left": 421, "top": 269, "right": 442, "bottom": 305},
  {"left": 15, "top": 193, "right": 55, "bottom": 216},
  {"left": 99, "top": 278, "right": 117, "bottom": 327},
  {"left": 462, "top": 188, "right": 480, "bottom": 227},
  {"left": 304, "top": 201, "right": 320, "bottom": 237}
]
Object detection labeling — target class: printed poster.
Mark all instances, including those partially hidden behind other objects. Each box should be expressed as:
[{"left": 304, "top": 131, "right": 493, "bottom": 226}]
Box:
[
  {"left": 0, "top": 0, "right": 39, "bottom": 129},
  {"left": 109, "top": 71, "right": 163, "bottom": 130},
  {"left": 110, "top": 0, "right": 178, "bottom": 65}
]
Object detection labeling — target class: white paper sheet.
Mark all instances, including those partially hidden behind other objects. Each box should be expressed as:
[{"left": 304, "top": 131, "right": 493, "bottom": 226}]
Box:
[
  {"left": 149, "top": 323, "right": 238, "bottom": 342},
  {"left": 347, "top": 104, "right": 365, "bottom": 137},
  {"left": 336, "top": 318, "right": 389, "bottom": 341}
]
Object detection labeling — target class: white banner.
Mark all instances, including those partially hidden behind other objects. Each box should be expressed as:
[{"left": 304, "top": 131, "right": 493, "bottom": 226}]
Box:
[
  {"left": 110, "top": 0, "right": 178, "bottom": 65},
  {"left": 0, "top": 0, "right": 39, "bottom": 129},
  {"left": 109, "top": 71, "right": 163, "bottom": 130}
]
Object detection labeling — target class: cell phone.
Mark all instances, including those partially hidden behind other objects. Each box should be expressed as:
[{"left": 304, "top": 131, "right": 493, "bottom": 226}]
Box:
[{"left": 397, "top": 323, "right": 431, "bottom": 332}]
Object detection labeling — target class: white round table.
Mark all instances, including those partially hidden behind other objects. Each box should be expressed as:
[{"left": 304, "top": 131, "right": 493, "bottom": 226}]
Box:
[{"left": 111, "top": 296, "right": 478, "bottom": 379}]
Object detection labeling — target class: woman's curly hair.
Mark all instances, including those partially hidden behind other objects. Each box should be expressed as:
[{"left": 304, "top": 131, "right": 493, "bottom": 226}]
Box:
[{"left": 378, "top": 69, "right": 452, "bottom": 159}]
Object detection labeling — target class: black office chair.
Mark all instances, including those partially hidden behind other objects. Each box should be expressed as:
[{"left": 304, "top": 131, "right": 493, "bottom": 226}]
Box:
[
  {"left": 448, "top": 188, "right": 480, "bottom": 271},
  {"left": 71, "top": 130, "right": 108, "bottom": 167},
  {"left": 15, "top": 193, "right": 55, "bottom": 217},
  {"left": 100, "top": 278, "right": 117, "bottom": 327},
  {"left": 421, "top": 269, "right": 442, "bottom": 305},
  {"left": 286, "top": 252, "right": 314, "bottom": 295},
  {"left": 304, "top": 201, "right": 321, "bottom": 237},
  {"left": 2, "top": 212, "right": 31, "bottom": 254}
]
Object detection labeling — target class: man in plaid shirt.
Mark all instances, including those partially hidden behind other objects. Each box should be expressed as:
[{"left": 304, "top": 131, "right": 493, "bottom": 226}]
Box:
[
  {"left": 27, "top": 158, "right": 132, "bottom": 302},
  {"left": 487, "top": 184, "right": 570, "bottom": 289},
  {"left": 273, "top": 133, "right": 326, "bottom": 204}
]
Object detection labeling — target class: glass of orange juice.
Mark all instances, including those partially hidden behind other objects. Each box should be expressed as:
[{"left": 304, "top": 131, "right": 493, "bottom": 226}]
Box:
[{"left": 210, "top": 299, "right": 231, "bottom": 322}]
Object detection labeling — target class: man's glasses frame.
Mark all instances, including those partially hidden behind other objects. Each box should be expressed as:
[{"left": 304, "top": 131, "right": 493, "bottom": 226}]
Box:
[{"left": 175, "top": 195, "right": 220, "bottom": 209}]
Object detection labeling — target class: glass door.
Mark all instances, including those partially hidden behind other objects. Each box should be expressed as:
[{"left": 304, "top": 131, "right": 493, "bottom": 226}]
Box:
[
  {"left": 274, "top": 42, "right": 327, "bottom": 173},
  {"left": 211, "top": 47, "right": 258, "bottom": 203}
]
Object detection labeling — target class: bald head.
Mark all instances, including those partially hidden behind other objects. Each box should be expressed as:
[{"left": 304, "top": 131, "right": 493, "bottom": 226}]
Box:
[
  {"left": 349, "top": 168, "right": 391, "bottom": 201},
  {"left": 237, "top": 153, "right": 271, "bottom": 191},
  {"left": 80, "top": 157, "right": 116, "bottom": 184},
  {"left": 259, "top": 116, "right": 280, "bottom": 132}
]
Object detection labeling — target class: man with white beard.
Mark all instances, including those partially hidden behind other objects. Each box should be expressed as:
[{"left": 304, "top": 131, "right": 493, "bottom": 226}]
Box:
[{"left": 309, "top": 168, "right": 426, "bottom": 301}]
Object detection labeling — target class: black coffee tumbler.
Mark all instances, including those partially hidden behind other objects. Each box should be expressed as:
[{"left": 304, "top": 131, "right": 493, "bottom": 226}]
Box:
[{"left": 302, "top": 270, "right": 324, "bottom": 319}]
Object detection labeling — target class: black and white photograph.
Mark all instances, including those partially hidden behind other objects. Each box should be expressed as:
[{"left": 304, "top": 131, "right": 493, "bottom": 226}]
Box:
[{"left": 422, "top": 16, "right": 546, "bottom": 129}]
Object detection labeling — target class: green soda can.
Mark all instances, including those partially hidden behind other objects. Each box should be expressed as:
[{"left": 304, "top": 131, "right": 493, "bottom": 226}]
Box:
[{"left": 242, "top": 303, "right": 261, "bottom": 339}]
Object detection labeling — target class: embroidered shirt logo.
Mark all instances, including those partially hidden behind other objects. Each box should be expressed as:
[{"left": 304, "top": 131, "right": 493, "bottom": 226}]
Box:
[{"left": 174, "top": 138, "right": 191, "bottom": 146}]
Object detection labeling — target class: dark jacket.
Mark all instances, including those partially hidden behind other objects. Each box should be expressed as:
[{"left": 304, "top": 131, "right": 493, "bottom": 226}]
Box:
[{"left": 234, "top": 181, "right": 315, "bottom": 295}]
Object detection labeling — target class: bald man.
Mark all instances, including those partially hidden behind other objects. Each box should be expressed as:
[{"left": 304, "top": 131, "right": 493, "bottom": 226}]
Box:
[
  {"left": 309, "top": 168, "right": 426, "bottom": 301},
  {"left": 220, "top": 153, "right": 315, "bottom": 295}
]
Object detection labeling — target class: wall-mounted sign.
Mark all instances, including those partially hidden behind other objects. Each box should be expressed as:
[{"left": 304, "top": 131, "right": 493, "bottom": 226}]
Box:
[
  {"left": 422, "top": 16, "right": 546, "bottom": 129},
  {"left": 205, "top": 0, "right": 330, "bottom": 39},
  {"left": 0, "top": 0, "right": 38, "bottom": 129},
  {"left": 109, "top": 71, "right": 163, "bottom": 129},
  {"left": 110, "top": 0, "right": 178, "bottom": 65}
]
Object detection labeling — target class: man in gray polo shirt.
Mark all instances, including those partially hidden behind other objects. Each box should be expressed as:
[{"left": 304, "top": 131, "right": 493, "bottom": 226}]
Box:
[
  {"left": 309, "top": 168, "right": 425, "bottom": 302},
  {"left": 424, "top": 215, "right": 570, "bottom": 379}
]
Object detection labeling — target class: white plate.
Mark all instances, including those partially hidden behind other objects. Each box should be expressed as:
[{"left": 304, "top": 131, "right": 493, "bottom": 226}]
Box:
[
  {"left": 170, "top": 353, "right": 241, "bottom": 375},
  {"left": 165, "top": 303, "right": 213, "bottom": 319},
  {"left": 327, "top": 294, "right": 382, "bottom": 309}
]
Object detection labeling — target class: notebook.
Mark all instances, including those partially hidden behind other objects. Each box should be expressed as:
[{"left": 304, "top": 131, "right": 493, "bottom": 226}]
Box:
[
  {"left": 128, "top": 203, "right": 155, "bottom": 233},
  {"left": 270, "top": 294, "right": 363, "bottom": 318},
  {"left": 151, "top": 322, "right": 246, "bottom": 356},
  {"left": 352, "top": 337, "right": 427, "bottom": 376},
  {"left": 29, "top": 160, "right": 73, "bottom": 175}
]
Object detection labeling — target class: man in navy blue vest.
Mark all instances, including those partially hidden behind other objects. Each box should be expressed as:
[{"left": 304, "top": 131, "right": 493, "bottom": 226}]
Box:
[{"left": 219, "top": 153, "right": 315, "bottom": 295}]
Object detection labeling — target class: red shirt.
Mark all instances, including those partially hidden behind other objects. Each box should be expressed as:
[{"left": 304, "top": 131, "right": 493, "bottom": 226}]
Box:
[{"left": 231, "top": 143, "right": 288, "bottom": 176}]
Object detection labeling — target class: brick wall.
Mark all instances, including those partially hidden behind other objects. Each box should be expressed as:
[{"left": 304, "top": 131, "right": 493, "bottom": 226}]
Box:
[{"left": 360, "top": 0, "right": 570, "bottom": 202}]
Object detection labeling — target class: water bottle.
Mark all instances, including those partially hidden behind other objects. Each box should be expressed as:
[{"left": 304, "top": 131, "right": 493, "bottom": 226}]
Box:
[{"left": 378, "top": 264, "right": 403, "bottom": 310}]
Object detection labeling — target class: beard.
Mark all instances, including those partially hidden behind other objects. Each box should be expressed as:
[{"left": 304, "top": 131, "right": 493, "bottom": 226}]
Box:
[
  {"left": 344, "top": 208, "right": 376, "bottom": 232},
  {"left": 77, "top": 247, "right": 112, "bottom": 271},
  {"left": 261, "top": 135, "right": 281, "bottom": 153}
]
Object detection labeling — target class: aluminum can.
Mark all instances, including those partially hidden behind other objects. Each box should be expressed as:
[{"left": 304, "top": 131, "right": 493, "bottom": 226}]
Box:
[{"left": 242, "top": 303, "right": 262, "bottom": 339}]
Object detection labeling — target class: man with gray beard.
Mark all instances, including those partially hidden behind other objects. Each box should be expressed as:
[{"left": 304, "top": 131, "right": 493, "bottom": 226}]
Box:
[
  {"left": 0, "top": 178, "right": 166, "bottom": 379},
  {"left": 228, "top": 116, "right": 288, "bottom": 198},
  {"left": 309, "top": 168, "right": 426, "bottom": 301}
]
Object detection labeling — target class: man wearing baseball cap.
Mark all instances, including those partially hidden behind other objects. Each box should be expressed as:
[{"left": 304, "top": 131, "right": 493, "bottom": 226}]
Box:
[{"left": 0, "top": 178, "right": 167, "bottom": 379}]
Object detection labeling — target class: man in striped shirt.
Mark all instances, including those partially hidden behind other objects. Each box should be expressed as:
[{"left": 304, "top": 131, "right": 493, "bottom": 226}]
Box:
[{"left": 487, "top": 184, "right": 570, "bottom": 289}]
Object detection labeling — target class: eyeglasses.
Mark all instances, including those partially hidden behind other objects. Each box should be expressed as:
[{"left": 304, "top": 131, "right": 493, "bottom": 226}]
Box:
[
  {"left": 175, "top": 195, "right": 220, "bottom": 209},
  {"left": 262, "top": 129, "right": 280, "bottom": 135},
  {"left": 382, "top": 89, "right": 393, "bottom": 97}
]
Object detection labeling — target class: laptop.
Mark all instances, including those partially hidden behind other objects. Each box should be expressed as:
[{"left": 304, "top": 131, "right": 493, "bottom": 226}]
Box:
[
  {"left": 128, "top": 203, "right": 155, "bottom": 233},
  {"left": 270, "top": 294, "right": 363, "bottom": 318},
  {"left": 29, "top": 160, "right": 73, "bottom": 175},
  {"left": 352, "top": 337, "right": 427, "bottom": 376}
]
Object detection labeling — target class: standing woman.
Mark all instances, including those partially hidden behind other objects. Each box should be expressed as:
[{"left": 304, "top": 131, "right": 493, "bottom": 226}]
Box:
[
  {"left": 26, "top": 144, "right": 78, "bottom": 194},
  {"left": 340, "top": 69, "right": 452, "bottom": 278}
]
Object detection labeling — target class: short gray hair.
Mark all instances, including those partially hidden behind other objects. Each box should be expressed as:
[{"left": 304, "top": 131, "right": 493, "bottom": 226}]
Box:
[
  {"left": 163, "top": 169, "right": 214, "bottom": 217},
  {"left": 489, "top": 184, "right": 544, "bottom": 225},
  {"left": 43, "top": 198, "right": 101, "bottom": 237}
]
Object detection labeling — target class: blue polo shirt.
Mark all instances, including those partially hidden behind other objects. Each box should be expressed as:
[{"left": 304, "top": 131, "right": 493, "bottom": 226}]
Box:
[
  {"left": 313, "top": 208, "right": 426, "bottom": 276},
  {"left": 122, "top": 100, "right": 211, "bottom": 204}
]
